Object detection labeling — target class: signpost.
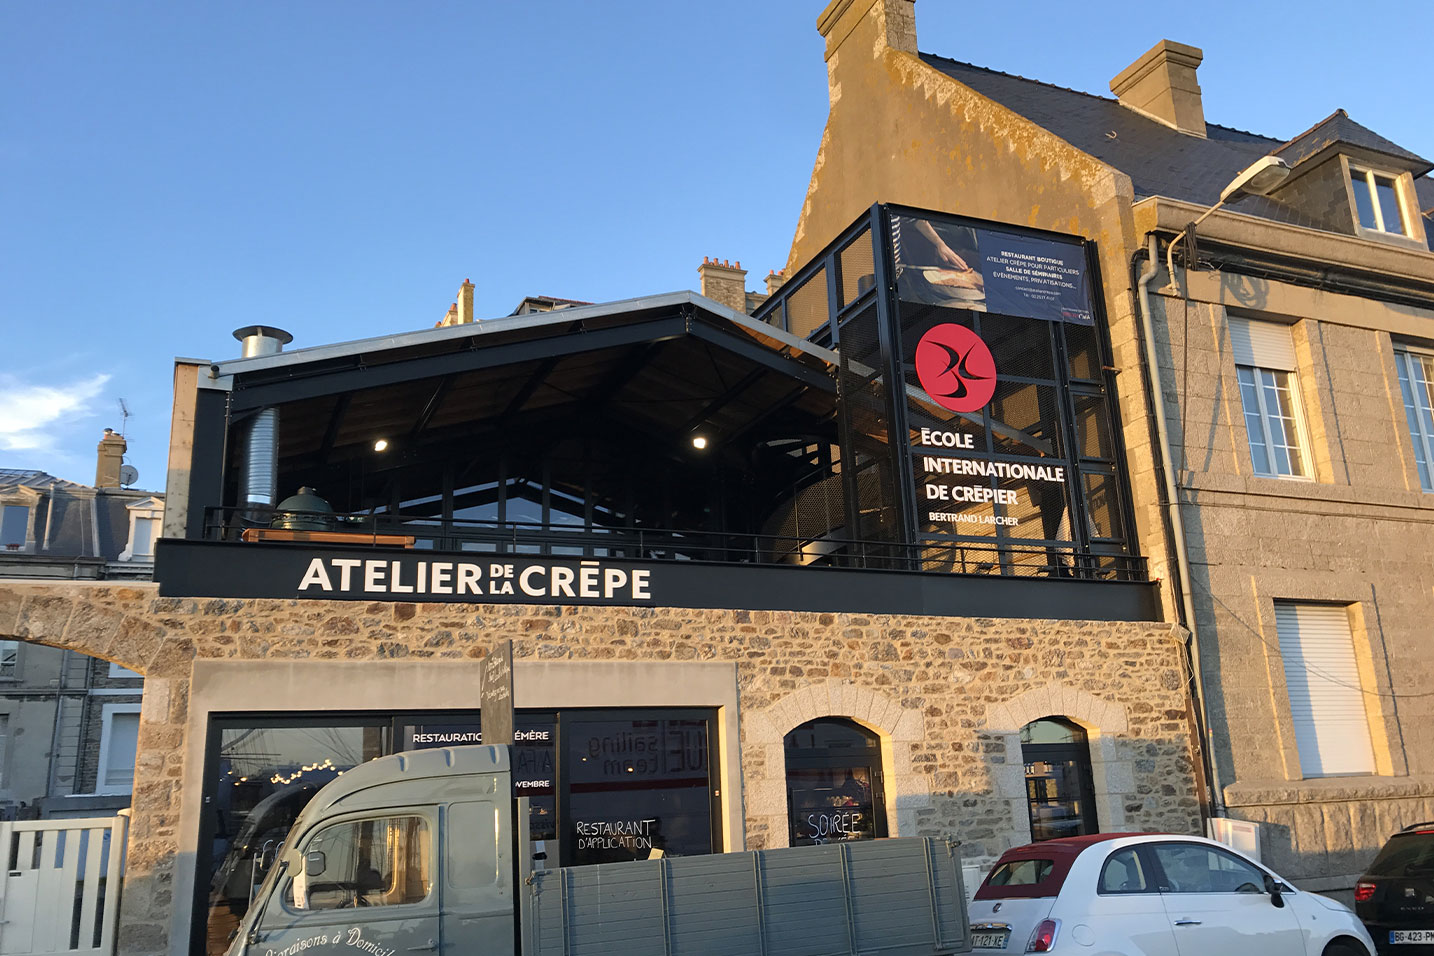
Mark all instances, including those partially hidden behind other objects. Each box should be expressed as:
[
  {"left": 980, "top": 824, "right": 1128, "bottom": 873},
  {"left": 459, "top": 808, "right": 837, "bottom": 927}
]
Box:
[{"left": 481, "top": 639, "right": 515, "bottom": 749}]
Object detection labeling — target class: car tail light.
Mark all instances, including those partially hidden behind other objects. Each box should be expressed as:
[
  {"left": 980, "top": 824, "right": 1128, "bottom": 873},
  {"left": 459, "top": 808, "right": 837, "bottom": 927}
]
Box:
[
  {"left": 1355, "top": 881, "right": 1376, "bottom": 902},
  {"left": 1027, "top": 919, "right": 1060, "bottom": 953}
]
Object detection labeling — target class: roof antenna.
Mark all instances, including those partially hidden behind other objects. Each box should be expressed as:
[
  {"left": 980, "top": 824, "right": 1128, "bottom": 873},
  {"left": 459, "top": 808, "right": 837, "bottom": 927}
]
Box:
[{"left": 118, "top": 398, "right": 131, "bottom": 438}]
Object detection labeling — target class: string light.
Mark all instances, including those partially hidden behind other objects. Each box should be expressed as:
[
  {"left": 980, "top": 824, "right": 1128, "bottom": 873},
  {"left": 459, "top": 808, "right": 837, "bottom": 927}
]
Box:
[{"left": 270, "top": 758, "right": 337, "bottom": 786}]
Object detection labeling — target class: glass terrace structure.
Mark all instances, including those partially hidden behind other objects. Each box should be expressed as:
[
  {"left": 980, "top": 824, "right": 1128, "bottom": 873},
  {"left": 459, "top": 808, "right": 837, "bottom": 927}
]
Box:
[{"left": 159, "top": 206, "right": 1150, "bottom": 619}]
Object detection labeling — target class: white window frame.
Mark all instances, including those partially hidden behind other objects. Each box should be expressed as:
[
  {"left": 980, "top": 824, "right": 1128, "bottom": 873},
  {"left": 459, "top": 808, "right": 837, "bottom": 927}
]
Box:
[
  {"left": 0, "top": 498, "right": 36, "bottom": 554},
  {"left": 108, "top": 662, "right": 143, "bottom": 679},
  {"left": 1395, "top": 346, "right": 1434, "bottom": 493},
  {"left": 95, "top": 703, "right": 142, "bottom": 796},
  {"left": 1236, "top": 365, "right": 1314, "bottom": 480},
  {"left": 1229, "top": 317, "right": 1313, "bottom": 481},
  {"left": 1348, "top": 162, "right": 1412, "bottom": 238},
  {"left": 118, "top": 497, "right": 164, "bottom": 562}
]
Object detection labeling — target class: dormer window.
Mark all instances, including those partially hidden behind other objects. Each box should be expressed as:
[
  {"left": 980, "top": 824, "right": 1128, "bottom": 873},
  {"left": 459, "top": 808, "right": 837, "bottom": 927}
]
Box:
[{"left": 1349, "top": 165, "right": 1409, "bottom": 236}]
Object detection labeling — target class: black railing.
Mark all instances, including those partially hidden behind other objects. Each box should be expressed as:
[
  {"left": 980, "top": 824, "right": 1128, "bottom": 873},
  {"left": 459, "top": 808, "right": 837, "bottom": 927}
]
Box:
[{"left": 201, "top": 506, "right": 1148, "bottom": 583}]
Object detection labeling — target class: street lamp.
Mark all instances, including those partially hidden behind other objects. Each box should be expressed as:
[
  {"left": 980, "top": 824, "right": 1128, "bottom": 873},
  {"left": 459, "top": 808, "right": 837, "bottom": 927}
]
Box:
[{"left": 1164, "top": 155, "right": 1291, "bottom": 293}]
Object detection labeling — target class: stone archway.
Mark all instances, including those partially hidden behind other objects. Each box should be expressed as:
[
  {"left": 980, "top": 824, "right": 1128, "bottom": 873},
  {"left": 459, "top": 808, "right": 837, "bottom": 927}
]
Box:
[
  {"left": 0, "top": 586, "right": 179, "bottom": 676},
  {"left": 741, "top": 680, "right": 927, "bottom": 847},
  {"left": 984, "top": 683, "right": 1132, "bottom": 840}
]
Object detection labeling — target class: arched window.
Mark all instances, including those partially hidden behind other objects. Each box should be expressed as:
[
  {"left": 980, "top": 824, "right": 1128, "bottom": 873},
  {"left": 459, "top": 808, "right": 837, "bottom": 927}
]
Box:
[
  {"left": 784, "top": 718, "right": 887, "bottom": 846},
  {"left": 1020, "top": 717, "right": 1098, "bottom": 841}
]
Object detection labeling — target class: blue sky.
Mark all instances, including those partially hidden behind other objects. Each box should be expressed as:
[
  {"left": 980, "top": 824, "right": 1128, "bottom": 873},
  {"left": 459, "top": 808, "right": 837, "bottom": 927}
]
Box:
[{"left": 2, "top": 0, "right": 1428, "bottom": 490}]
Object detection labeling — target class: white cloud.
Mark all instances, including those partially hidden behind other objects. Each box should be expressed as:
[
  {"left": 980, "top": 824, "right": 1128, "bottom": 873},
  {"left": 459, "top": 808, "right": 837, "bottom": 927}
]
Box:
[{"left": 0, "top": 373, "right": 111, "bottom": 452}]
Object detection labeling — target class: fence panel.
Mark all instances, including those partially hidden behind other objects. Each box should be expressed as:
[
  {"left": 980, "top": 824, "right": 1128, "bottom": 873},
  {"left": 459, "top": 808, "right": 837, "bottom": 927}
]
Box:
[{"left": 0, "top": 815, "right": 128, "bottom": 956}]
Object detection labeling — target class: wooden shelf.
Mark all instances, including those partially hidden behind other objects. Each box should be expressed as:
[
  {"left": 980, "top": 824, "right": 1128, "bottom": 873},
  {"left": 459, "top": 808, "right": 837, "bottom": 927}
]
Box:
[{"left": 240, "top": 528, "right": 416, "bottom": 548}]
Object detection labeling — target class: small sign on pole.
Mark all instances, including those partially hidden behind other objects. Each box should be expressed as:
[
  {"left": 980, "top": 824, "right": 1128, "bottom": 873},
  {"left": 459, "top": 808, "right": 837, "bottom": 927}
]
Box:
[{"left": 480, "top": 639, "right": 515, "bottom": 749}]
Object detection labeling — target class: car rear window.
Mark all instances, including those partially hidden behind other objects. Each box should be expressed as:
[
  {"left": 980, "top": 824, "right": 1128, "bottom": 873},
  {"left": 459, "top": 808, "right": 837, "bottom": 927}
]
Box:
[
  {"left": 976, "top": 855, "right": 1076, "bottom": 900},
  {"left": 1370, "top": 833, "right": 1434, "bottom": 877},
  {"left": 987, "top": 859, "right": 1055, "bottom": 887}
]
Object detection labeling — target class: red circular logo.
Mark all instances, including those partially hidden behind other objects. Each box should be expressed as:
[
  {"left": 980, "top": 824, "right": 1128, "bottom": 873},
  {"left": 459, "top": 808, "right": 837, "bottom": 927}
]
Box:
[{"left": 914, "top": 324, "right": 997, "bottom": 412}]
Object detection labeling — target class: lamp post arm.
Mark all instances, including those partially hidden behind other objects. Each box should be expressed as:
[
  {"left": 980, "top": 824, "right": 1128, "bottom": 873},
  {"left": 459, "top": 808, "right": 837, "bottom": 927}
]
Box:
[{"left": 1164, "top": 198, "right": 1228, "bottom": 295}]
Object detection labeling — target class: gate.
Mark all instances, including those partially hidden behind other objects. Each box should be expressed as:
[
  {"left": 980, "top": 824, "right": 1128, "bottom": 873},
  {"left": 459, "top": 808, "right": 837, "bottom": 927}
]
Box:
[{"left": 0, "top": 815, "right": 128, "bottom": 956}]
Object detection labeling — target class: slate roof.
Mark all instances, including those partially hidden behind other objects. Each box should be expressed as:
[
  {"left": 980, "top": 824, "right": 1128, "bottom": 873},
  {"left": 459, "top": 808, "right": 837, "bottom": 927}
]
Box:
[
  {"left": 0, "top": 468, "right": 161, "bottom": 565},
  {"left": 0, "top": 468, "right": 84, "bottom": 492},
  {"left": 1275, "top": 110, "right": 1431, "bottom": 171},
  {"left": 919, "top": 53, "right": 1434, "bottom": 246}
]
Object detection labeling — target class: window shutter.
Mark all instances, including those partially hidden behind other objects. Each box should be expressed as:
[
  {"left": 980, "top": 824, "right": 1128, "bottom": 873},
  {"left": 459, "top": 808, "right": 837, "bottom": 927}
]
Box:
[
  {"left": 1275, "top": 603, "right": 1375, "bottom": 777},
  {"left": 1228, "top": 318, "right": 1296, "bottom": 370}
]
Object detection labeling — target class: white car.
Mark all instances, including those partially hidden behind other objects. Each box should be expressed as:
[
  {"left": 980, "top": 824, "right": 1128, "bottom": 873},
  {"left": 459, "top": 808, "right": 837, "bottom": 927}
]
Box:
[{"left": 967, "top": 832, "right": 1376, "bottom": 955}]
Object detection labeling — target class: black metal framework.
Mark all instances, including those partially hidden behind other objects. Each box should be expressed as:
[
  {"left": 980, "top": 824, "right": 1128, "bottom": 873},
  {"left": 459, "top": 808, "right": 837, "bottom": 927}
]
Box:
[
  {"left": 753, "top": 204, "right": 1143, "bottom": 579},
  {"left": 176, "top": 207, "right": 1147, "bottom": 593},
  {"left": 193, "top": 706, "right": 722, "bottom": 956}
]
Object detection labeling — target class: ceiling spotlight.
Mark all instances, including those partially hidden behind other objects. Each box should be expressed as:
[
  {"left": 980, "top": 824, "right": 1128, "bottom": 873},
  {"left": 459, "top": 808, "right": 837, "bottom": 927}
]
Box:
[
  {"left": 691, "top": 435, "right": 708, "bottom": 450},
  {"left": 373, "top": 439, "right": 389, "bottom": 452}
]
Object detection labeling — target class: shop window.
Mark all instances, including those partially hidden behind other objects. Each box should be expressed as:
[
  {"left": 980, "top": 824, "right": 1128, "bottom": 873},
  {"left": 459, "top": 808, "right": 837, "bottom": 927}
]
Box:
[
  {"left": 1021, "top": 717, "right": 1098, "bottom": 841},
  {"left": 289, "top": 816, "right": 431, "bottom": 911},
  {"left": 1395, "top": 348, "right": 1434, "bottom": 492},
  {"left": 784, "top": 718, "right": 887, "bottom": 846},
  {"left": 563, "top": 714, "right": 717, "bottom": 866},
  {"left": 1229, "top": 318, "right": 1311, "bottom": 479}
]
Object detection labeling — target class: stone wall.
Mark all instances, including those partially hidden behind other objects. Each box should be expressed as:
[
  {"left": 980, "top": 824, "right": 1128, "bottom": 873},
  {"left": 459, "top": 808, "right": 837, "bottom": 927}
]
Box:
[
  {"left": 1147, "top": 264, "right": 1434, "bottom": 891},
  {"left": 0, "top": 580, "right": 1200, "bottom": 955}
]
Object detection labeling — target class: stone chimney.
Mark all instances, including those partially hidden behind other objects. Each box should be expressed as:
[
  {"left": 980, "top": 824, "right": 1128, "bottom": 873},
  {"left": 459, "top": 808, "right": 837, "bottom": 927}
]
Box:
[
  {"left": 698, "top": 258, "right": 750, "bottom": 314},
  {"left": 1110, "top": 40, "right": 1207, "bottom": 138},
  {"left": 437, "top": 279, "right": 477, "bottom": 328},
  {"left": 817, "top": 0, "right": 916, "bottom": 65},
  {"left": 765, "top": 270, "right": 787, "bottom": 296},
  {"left": 457, "top": 278, "right": 474, "bottom": 324},
  {"left": 96, "top": 428, "right": 126, "bottom": 489}
]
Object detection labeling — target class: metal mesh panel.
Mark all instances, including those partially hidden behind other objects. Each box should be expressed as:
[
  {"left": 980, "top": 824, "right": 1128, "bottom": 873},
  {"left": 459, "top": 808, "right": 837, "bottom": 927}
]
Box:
[
  {"left": 1073, "top": 394, "right": 1113, "bottom": 460},
  {"left": 785, "top": 268, "right": 831, "bottom": 339},
  {"left": 1065, "top": 322, "right": 1101, "bottom": 381},
  {"left": 838, "top": 229, "right": 877, "bottom": 307}
]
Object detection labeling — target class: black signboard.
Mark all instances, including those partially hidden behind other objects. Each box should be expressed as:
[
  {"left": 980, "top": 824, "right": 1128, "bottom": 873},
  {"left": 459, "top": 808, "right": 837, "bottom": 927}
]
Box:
[
  {"left": 153, "top": 538, "right": 1159, "bottom": 621},
  {"left": 891, "top": 214, "right": 1093, "bottom": 324},
  {"left": 480, "top": 640, "right": 515, "bottom": 749}
]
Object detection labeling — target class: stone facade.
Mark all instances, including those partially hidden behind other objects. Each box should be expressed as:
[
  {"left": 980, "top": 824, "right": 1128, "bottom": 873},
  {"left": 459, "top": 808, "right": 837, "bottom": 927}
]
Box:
[
  {"left": 1143, "top": 250, "right": 1434, "bottom": 894},
  {"left": 0, "top": 580, "right": 1199, "bottom": 955}
]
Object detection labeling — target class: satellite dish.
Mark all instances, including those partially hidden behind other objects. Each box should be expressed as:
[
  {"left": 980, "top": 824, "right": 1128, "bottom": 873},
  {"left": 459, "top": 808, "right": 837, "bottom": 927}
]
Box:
[{"left": 119, "top": 464, "right": 139, "bottom": 487}]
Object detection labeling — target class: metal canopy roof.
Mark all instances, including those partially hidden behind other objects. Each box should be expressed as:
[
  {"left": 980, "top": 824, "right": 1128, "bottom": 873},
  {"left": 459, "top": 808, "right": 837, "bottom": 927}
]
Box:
[{"left": 211, "top": 292, "right": 843, "bottom": 497}]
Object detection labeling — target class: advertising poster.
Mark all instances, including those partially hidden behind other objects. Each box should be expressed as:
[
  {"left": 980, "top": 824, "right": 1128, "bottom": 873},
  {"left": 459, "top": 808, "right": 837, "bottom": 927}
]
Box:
[{"left": 891, "top": 215, "right": 1093, "bottom": 325}]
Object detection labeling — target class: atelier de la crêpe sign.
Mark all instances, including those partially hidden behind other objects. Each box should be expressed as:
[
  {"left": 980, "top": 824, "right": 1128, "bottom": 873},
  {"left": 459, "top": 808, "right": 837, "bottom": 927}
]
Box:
[
  {"left": 296, "top": 553, "right": 653, "bottom": 602},
  {"left": 154, "top": 540, "right": 661, "bottom": 606}
]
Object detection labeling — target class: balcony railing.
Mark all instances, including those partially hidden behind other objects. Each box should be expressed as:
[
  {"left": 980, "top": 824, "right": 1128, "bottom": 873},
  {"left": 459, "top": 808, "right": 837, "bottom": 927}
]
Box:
[{"left": 200, "top": 506, "right": 1148, "bottom": 583}]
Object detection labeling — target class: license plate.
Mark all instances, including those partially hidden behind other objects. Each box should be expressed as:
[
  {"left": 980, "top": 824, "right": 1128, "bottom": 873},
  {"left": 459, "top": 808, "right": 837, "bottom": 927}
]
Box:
[
  {"left": 972, "top": 931, "right": 1010, "bottom": 949},
  {"left": 1390, "top": 930, "right": 1434, "bottom": 944}
]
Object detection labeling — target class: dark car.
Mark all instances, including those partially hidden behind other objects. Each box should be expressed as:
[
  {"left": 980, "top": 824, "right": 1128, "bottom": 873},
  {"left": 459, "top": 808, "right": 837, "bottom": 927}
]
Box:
[{"left": 1356, "top": 822, "right": 1434, "bottom": 953}]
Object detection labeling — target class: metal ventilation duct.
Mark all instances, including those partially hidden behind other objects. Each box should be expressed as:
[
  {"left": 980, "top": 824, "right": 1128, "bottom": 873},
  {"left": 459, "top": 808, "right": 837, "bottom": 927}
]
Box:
[{"left": 232, "top": 326, "right": 293, "bottom": 510}]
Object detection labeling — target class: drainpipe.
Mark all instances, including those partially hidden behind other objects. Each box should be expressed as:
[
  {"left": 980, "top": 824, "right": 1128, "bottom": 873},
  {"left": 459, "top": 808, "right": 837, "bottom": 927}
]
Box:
[{"left": 1135, "top": 233, "right": 1224, "bottom": 818}]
